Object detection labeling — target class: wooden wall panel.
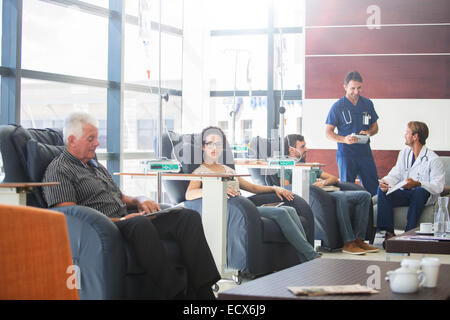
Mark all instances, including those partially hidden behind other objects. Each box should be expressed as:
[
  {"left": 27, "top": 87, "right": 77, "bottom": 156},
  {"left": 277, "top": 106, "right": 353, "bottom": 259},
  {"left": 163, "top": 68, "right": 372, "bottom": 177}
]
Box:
[
  {"left": 306, "top": 0, "right": 450, "bottom": 26},
  {"left": 305, "top": 55, "right": 450, "bottom": 99},
  {"left": 306, "top": 25, "right": 450, "bottom": 55},
  {"left": 304, "top": 0, "right": 450, "bottom": 99}
]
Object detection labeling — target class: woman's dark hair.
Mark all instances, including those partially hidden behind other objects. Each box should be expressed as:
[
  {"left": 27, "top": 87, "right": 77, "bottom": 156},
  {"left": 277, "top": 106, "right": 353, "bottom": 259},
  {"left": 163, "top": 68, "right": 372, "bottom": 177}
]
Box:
[
  {"left": 201, "top": 126, "right": 228, "bottom": 146},
  {"left": 344, "top": 70, "right": 363, "bottom": 85},
  {"left": 201, "top": 126, "right": 229, "bottom": 163}
]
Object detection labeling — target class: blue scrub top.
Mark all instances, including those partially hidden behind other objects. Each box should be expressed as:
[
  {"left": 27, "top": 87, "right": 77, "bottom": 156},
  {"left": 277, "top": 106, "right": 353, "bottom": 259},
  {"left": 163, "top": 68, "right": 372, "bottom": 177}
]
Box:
[{"left": 326, "top": 96, "right": 378, "bottom": 158}]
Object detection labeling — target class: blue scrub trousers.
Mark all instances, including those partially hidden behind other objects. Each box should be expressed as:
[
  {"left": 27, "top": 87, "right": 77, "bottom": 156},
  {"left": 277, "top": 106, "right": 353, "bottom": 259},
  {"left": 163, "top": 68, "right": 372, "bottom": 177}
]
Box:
[
  {"left": 337, "top": 155, "right": 379, "bottom": 196},
  {"left": 376, "top": 186, "right": 430, "bottom": 232}
]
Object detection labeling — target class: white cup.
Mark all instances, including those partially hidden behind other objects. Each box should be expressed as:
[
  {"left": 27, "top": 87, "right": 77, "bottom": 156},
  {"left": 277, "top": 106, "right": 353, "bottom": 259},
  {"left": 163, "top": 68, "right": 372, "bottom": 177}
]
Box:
[
  {"left": 420, "top": 257, "right": 440, "bottom": 288},
  {"left": 420, "top": 223, "right": 433, "bottom": 233},
  {"left": 401, "top": 258, "right": 421, "bottom": 271}
]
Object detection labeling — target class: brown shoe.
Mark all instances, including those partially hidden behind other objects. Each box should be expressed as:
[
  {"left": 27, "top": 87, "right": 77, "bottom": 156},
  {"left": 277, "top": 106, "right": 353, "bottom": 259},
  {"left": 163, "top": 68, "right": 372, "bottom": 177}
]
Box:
[
  {"left": 382, "top": 232, "right": 396, "bottom": 250},
  {"left": 355, "top": 238, "right": 379, "bottom": 253},
  {"left": 342, "top": 241, "right": 366, "bottom": 255}
]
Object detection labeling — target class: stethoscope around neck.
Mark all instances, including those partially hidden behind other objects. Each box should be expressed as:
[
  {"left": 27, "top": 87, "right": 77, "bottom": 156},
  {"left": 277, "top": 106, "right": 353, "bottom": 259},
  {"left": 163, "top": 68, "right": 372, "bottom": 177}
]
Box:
[
  {"left": 405, "top": 148, "right": 429, "bottom": 173},
  {"left": 342, "top": 109, "right": 352, "bottom": 125},
  {"left": 341, "top": 97, "right": 353, "bottom": 124}
]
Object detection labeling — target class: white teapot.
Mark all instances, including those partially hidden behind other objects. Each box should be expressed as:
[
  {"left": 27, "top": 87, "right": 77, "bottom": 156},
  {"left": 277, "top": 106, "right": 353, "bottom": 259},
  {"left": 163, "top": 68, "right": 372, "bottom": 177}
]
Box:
[{"left": 385, "top": 266, "right": 426, "bottom": 293}]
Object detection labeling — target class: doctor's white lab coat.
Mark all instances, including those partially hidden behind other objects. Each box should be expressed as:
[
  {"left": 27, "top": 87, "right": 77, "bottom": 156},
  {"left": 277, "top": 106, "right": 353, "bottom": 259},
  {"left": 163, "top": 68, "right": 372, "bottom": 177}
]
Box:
[{"left": 382, "top": 146, "right": 445, "bottom": 205}]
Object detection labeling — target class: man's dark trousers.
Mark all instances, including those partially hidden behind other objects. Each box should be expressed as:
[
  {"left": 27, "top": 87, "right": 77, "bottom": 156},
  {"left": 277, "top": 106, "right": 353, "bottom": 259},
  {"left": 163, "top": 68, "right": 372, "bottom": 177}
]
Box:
[
  {"left": 115, "top": 209, "right": 220, "bottom": 299},
  {"left": 377, "top": 186, "right": 430, "bottom": 233}
]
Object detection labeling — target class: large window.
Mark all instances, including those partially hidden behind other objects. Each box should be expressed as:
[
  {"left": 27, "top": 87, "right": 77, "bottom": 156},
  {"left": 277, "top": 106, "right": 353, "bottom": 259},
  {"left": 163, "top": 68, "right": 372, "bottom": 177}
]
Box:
[
  {"left": 20, "top": 78, "right": 107, "bottom": 151},
  {"left": 207, "top": 0, "right": 268, "bottom": 30},
  {"left": 1, "top": 0, "right": 303, "bottom": 199},
  {"left": 1, "top": 0, "right": 184, "bottom": 198},
  {"left": 124, "top": 25, "right": 183, "bottom": 90},
  {"left": 210, "top": 35, "right": 268, "bottom": 91},
  {"left": 123, "top": 90, "right": 180, "bottom": 153},
  {"left": 22, "top": 0, "right": 108, "bottom": 79},
  {"left": 207, "top": 0, "right": 304, "bottom": 150}
]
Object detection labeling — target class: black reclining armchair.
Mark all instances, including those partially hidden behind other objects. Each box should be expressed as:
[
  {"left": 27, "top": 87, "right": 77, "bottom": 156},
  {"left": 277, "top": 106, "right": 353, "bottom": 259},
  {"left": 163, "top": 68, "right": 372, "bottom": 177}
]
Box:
[
  {"left": 0, "top": 124, "right": 186, "bottom": 299},
  {"left": 248, "top": 136, "right": 376, "bottom": 251},
  {"left": 161, "top": 131, "right": 315, "bottom": 278}
]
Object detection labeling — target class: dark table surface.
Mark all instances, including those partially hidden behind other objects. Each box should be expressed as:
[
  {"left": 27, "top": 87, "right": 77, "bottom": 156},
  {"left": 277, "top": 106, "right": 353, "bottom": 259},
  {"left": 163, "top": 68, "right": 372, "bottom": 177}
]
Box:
[
  {"left": 386, "top": 227, "right": 450, "bottom": 255},
  {"left": 218, "top": 258, "right": 450, "bottom": 300}
]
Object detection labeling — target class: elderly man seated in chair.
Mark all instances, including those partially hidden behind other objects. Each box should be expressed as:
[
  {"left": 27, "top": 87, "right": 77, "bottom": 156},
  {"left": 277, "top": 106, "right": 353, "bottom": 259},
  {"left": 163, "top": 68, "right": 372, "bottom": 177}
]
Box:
[
  {"left": 42, "top": 112, "right": 220, "bottom": 299},
  {"left": 280, "top": 134, "right": 378, "bottom": 255},
  {"left": 377, "top": 121, "right": 445, "bottom": 248}
]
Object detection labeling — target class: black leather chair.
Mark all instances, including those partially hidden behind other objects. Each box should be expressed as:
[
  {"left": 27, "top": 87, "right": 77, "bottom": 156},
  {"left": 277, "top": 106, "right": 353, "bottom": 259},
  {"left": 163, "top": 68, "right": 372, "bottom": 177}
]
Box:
[
  {"left": 161, "top": 131, "right": 315, "bottom": 278},
  {"left": 248, "top": 136, "right": 376, "bottom": 251},
  {"left": 0, "top": 124, "right": 186, "bottom": 299}
]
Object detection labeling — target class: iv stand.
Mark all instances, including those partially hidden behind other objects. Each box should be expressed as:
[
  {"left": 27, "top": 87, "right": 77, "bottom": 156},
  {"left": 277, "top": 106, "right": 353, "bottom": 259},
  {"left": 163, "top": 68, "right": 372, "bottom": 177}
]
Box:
[
  {"left": 223, "top": 49, "right": 251, "bottom": 149},
  {"left": 156, "top": 0, "right": 167, "bottom": 203},
  {"left": 231, "top": 50, "right": 238, "bottom": 147},
  {"left": 278, "top": 32, "right": 286, "bottom": 189}
]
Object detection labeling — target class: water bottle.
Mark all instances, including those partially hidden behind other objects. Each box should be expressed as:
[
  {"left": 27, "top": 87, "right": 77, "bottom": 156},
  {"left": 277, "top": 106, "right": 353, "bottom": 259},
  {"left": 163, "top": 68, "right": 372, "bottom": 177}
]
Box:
[
  {"left": 0, "top": 152, "right": 4, "bottom": 183},
  {"left": 433, "top": 197, "right": 450, "bottom": 237}
]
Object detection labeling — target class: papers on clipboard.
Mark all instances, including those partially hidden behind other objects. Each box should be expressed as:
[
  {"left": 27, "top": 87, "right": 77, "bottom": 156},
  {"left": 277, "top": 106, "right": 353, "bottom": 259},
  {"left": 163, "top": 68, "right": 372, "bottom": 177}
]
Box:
[
  {"left": 386, "top": 180, "right": 407, "bottom": 195},
  {"left": 351, "top": 134, "right": 369, "bottom": 144}
]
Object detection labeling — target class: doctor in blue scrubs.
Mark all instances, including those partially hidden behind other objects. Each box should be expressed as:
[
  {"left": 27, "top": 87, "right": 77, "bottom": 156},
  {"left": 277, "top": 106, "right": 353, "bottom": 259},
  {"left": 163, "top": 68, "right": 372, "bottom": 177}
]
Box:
[{"left": 325, "top": 71, "right": 379, "bottom": 196}]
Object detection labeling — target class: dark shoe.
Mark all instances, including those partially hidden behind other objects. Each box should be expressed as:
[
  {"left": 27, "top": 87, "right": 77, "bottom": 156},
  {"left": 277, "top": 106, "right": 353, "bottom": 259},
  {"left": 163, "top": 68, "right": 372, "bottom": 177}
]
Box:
[
  {"left": 382, "top": 232, "right": 396, "bottom": 250},
  {"left": 195, "top": 285, "right": 217, "bottom": 300}
]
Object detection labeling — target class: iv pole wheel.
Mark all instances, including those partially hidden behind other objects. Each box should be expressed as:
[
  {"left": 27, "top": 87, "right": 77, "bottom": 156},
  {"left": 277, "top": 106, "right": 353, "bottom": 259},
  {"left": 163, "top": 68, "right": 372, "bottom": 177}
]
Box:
[{"left": 232, "top": 273, "right": 242, "bottom": 285}]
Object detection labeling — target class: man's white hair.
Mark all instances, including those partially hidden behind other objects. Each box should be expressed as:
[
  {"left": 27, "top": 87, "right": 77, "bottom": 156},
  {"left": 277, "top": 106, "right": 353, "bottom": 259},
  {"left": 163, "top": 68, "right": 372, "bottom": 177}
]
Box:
[{"left": 63, "top": 112, "right": 99, "bottom": 145}]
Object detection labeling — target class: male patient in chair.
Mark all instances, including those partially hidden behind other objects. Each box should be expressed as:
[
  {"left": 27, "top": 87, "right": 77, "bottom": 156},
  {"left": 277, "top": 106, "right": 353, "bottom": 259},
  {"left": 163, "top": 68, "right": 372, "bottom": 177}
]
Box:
[{"left": 42, "top": 112, "right": 220, "bottom": 299}]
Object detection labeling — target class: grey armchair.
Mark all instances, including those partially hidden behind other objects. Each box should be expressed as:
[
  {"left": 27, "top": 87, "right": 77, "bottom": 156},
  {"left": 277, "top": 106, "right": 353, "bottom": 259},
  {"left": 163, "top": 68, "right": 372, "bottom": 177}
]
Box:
[
  {"left": 248, "top": 136, "right": 376, "bottom": 250},
  {"left": 372, "top": 156, "right": 450, "bottom": 231},
  {"left": 161, "top": 131, "right": 315, "bottom": 278},
  {"left": 0, "top": 124, "right": 185, "bottom": 299}
]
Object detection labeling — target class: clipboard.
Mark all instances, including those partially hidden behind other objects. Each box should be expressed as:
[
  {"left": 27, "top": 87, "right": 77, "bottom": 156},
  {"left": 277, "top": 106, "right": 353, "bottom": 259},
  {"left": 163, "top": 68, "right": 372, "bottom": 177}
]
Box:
[{"left": 351, "top": 134, "right": 369, "bottom": 144}]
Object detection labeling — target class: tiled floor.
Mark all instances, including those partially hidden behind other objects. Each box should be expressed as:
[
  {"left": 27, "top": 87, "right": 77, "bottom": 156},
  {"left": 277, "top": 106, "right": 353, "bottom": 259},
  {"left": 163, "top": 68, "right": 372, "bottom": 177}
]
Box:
[{"left": 215, "top": 233, "right": 450, "bottom": 295}]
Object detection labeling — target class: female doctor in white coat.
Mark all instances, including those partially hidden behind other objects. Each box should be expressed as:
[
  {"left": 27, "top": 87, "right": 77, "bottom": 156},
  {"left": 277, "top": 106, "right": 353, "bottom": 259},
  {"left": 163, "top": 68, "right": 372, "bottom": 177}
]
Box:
[{"left": 377, "top": 121, "right": 445, "bottom": 242}]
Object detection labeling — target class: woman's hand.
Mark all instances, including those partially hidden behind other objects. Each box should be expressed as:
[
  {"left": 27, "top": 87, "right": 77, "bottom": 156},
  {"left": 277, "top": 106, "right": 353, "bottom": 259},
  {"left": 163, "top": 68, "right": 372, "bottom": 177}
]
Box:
[
  {"left": 312, "top": 180, "right": 325, "bottom": 188},
  {"left": 272, "top": 186, "right": 294, "bottom": 201},
  {"left": 226, "top": 188, "right": 240, "bottom": 199}
]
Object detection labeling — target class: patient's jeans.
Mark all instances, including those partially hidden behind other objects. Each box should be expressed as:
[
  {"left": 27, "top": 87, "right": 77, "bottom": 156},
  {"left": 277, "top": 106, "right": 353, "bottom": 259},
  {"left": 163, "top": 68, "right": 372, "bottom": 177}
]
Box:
[
  {"left": 328, "top": 190, "right": 371, "bottom": 244},
  {"left": 257, "top": 205, "right": 319, "bottom": 262}
]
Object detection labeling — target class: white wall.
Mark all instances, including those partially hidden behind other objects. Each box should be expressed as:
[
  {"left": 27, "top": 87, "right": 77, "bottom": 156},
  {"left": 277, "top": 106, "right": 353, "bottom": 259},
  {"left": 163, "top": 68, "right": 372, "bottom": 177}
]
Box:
[{"left": 303, "top": 99, "right": 450, "bottom": 151}]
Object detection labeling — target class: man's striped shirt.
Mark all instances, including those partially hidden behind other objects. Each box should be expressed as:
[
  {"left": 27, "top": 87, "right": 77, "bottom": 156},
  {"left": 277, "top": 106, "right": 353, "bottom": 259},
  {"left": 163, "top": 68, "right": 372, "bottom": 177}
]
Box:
[{"left": 42, "top": 149, "right": 127, "bottom": 218}]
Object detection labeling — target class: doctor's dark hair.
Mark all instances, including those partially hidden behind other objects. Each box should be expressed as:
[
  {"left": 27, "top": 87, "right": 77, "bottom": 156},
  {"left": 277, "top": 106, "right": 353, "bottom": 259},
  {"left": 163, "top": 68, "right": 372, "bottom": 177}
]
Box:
[
  {"left": 284, "top": 134, "right": 305, "bottom": 156},
  {"left": 344, "top": 71, "right": 363, "bottom": 85},
  {"left": 408, "top": 121, "right": 429, "bottom": 145}
]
